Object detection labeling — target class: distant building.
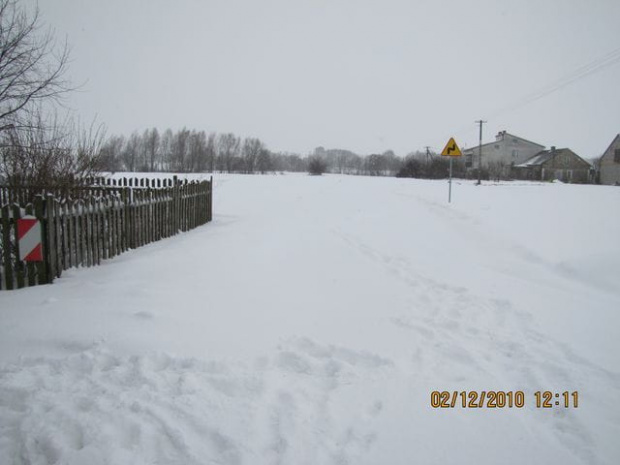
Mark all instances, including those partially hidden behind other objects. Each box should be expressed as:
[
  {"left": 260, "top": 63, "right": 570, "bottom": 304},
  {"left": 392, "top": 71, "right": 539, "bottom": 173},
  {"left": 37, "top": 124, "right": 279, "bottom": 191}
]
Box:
[
  {"left": 463, "top": 131, "right": 545, "bottom": 180},
  {"left": 598, "top": 134, "right": 620, "bottom": 185},
  {"left": 513, "top": 147, "right": 592, "bottom": 183}
]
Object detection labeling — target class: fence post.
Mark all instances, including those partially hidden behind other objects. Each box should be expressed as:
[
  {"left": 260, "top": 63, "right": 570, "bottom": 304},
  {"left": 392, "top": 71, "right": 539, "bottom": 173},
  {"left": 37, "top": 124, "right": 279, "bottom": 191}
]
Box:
[
  {"left": 12, "top": 205, "right": 25, "bottom": 288},
  {"left": 172, "top": 176, "right": 180, "bottom": 234},
  {"left": 34, "top": 195, "right": 51, "bottom": 285},
  {"left": 122, "top": 187, "right": 132, "bottom": 249},
  {"left": 49, "top": 194, "right": 62, "bottom": 278},
  {"left": 1, "top": 204, "right": 13, "bottom": 290},
  {"left": 208, "top": 176, "right": 213, "bottom": 222}
]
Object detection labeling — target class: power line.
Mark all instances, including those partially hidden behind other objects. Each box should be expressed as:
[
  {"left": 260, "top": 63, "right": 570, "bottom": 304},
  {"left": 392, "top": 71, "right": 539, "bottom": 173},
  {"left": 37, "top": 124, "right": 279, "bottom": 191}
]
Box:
[
  {"left": 489, "top": 45, "right": 620, "bottom": 119},
  {"left": 430, "top": 46, "right": 620, "bottom": 159}
]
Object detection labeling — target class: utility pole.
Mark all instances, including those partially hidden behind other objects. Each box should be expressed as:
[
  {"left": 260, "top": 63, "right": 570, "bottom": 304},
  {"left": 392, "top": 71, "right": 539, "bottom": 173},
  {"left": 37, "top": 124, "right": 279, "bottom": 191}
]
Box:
[
  {"left": 425, "top": 146, "right": 432, "bottom": 165},
  {"left": 475, "top": 120, "right": 486, "bottom": 185}
]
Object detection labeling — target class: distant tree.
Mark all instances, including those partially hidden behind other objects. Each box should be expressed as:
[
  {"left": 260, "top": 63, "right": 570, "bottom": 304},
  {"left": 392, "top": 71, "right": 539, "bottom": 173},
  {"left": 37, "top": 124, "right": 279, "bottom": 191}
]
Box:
[
  {"left": 425, "top": 157, "right": 450, "bottom": 179},
  {"left": 317, "top": 148, "right": 360, "bottom": 174},
  {"left": 217, "top": 133, "right": 240, "bottom": 173},
  {"left": 206, "top": 132, "right": 216, "bottom": 172},
  {"left": 396, "top": 157, "right": 423, "bottom": 178},
  {"left": 256, "top": 148, "right": 272, "bottom": 174},
  {"left": 121, "top": 132, "right": 140, "bottom": 172},
  {"left": 334, "top": 149, "right": 359, "bottom": 174},
  {"left": 307, "top": 156, "right": 327, "bottom": 175},
  {"left": 286, "top": 153, "right": 307, "bottom": 172},
  {"left": 171, "top": 128, "right": 190, "bottom": 172},
  {"left": 98, "top": 134, "right": 125, "bottom": 172},
  {"left": 143, "top": 128, "right": 160, "bottom": 171},
  {"left": 365, "top": 154, "right": 387, "bottom": 176},
  {"left": 382, "top": 150, "right": 402, "bottom": 175},
  {"left": 242, "top": 137, "right": 263, "bottom": 174},
  {"left": 271, "top": 152, "right": 306, "bottom": 172},
  {"left": 159, "top": 129, "right": 173, "bottom": 171},
  {"left": 186, "top": 130, "right": 207, "bottom": 172},
  {"left": 397, "top": 154, "right": 467, "bottom": 179}
]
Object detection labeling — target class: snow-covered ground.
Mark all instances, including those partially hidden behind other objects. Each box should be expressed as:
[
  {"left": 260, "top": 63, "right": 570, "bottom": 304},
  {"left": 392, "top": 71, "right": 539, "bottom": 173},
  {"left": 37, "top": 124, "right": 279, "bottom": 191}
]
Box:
[{"left": 1, "top": 173, "right": 619, "bottom": 464}]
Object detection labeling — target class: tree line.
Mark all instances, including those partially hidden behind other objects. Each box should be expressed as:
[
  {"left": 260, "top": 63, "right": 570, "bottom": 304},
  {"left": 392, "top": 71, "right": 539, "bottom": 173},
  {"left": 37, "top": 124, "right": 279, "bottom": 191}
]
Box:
[
  {"left": 98, "top": 129, "right": 470, "bottom": 180},
  {"left": 99, "top": 129, "right": 281, "bottom": 174}
]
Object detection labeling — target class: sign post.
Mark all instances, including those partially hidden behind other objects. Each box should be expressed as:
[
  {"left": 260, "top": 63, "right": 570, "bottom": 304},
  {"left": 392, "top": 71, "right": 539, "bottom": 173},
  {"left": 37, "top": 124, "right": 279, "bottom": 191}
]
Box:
[{"left": 440, "top": 137, "right": 463, "bottom": 203}]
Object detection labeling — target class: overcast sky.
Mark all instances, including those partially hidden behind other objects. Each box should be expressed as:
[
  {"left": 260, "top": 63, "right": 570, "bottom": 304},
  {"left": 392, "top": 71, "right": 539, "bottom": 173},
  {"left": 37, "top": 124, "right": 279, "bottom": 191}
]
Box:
[{"left": 34, "top": 0, "right": 620, "bottom": 158}]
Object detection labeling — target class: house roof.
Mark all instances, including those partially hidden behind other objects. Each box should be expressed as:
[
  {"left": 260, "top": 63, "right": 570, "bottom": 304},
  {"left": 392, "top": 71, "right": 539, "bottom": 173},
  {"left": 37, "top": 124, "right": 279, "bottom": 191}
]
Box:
[
  {"left": 599, "top": 133, "right": 620, "bottom": 161},
  {"left": 516, "top": 148, "right": 592, "bottom": 168},
  {"left": 501, "top": 132, "right": 546, "bottom": 149},
  {"left": 515, "top": 151, "right": 555, "bottom": 167},
  {"left": 462, "top": 141, "right": 495, "bottom": 154},
  {"left": 462, "top": 132, "right": 545, "bottom": 154}
]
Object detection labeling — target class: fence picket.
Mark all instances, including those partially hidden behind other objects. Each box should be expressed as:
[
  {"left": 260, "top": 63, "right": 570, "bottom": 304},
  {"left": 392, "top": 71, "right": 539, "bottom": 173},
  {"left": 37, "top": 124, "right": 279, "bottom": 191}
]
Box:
[
  {"left": 75, "top": 201, "right": 83, "bottom": 267},
  {"left": 11, "top": 205, "right": 25, "bottom": 288},
  {"left": 24, "top": 204, "right": 38, "bottom": 286},
  {"left": 34, "top": 196, "right": 49, "bottom": 285},
  {"left": 90, "top": 197, "right": 98, "bottom": 266},
  {"left": 1, "top": 205, "right": 13, "bottom": 289}
]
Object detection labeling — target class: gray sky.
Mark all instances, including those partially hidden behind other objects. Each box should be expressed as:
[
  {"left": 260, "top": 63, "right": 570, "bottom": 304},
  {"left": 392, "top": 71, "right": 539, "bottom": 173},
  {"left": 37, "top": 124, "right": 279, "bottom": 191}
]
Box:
[{"left": 36, "top": 0, "right": 620, "bottom": 158}]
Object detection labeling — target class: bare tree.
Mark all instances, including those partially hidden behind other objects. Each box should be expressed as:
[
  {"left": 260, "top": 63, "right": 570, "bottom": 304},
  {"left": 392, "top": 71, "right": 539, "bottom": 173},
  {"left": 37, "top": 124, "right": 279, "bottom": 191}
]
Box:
[
  {"left": 121, "top": 132, "right": 140, "bottom": 172},
  {"left": 143, "top": 127, "right": 160, "bottom": 171},
  {"left": 217, "top": 133, "right": 240, "bottom": 173},
  {"left": 187, "top": 130, "right": 207, "bottom": 172},
  {"left": 0, "top": 112, "right": 105, "bottom": 187},
  {"left": 307, "top": 156, "right": 327, "bottom": 175},
  {"left": 98, "top": 134, "right": 125, "bottom": 172},
  {"left": 0, "top": 0, "right": 71, "bottom": 131},
  {"left": 171, "top": 128, "right": 190, "bottom": 172},
  {"left": 0, "top": 1, "right": 108, "bottom": 188},
  {"left": 159, "top": 128, "right": 173, "bottom": 171},
  {"left": 242, "top": 137, "right": 263, "bottom": 174},
  {"left": 256, "top": 148, "right": 272, "bottom": 174},
  {"left": 206, "top": 132, "right": 216, "bottom": 173}
]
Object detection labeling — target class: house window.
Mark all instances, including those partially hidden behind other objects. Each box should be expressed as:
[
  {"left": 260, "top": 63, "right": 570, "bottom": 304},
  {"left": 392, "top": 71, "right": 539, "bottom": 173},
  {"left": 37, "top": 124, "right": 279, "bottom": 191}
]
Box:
[
  {"left": 494, "top": 144, "right": 500, "bottom": 150},
  {"left": 512, "top": 150, "right": 518, "bottom": 157},
  {"left": 614, "top": 148, "right": 620, "bottom": 163}
]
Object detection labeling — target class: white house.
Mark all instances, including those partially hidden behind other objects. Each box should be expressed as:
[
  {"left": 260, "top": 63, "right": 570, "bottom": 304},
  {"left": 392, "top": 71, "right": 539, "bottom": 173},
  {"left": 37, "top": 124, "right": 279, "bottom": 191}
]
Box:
[
  {"left": 599, "top": 134, "right": 620, "bottom": 185},
  {"left": 464, "top": 130, "right": 545, "bottom": 179}
]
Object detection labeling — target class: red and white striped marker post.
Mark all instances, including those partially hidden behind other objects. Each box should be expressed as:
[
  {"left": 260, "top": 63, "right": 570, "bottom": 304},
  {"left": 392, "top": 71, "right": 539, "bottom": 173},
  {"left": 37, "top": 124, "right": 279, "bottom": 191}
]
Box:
[{"left": 17, "top": 216, "right": 43, "bottom": 262}]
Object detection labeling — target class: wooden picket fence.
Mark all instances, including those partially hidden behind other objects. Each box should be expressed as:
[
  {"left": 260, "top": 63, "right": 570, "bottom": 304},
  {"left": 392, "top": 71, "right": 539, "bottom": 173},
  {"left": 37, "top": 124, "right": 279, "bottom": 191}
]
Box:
[{"left": 0, "top": 176, "right": 213, "bottom": 290}]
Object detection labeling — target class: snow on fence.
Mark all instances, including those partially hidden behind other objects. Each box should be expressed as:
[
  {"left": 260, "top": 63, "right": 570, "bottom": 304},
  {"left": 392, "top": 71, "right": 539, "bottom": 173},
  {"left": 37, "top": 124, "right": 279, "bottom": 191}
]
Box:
[{"left": 0, "top": 176, "right": 213, "bottom": 290}]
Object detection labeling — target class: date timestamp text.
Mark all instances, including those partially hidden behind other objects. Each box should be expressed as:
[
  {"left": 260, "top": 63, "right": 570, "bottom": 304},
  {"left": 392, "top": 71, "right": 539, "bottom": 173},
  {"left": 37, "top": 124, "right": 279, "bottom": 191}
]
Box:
[{"left": 430, "top": 391, "right": 579, "bottom": 409}]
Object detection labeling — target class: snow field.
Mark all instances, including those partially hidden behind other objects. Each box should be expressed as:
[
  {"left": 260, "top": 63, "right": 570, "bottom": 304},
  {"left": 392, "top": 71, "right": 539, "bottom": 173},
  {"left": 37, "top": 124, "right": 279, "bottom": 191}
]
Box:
[{"left": 1, "top": 173, "right": 619, "bottom": 464}]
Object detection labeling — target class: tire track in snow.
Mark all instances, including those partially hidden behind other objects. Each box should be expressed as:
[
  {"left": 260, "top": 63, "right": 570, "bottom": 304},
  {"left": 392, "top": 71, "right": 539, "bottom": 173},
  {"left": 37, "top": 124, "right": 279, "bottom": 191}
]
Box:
[
  {"left": 332, "top": 230, "right": 620, "bottom": 465},
  {"left": 400, "top": 189, "right": 620, "bottom": 297},
  {"left": 260, "top": 338, "right": 393, "bottom": 465}
]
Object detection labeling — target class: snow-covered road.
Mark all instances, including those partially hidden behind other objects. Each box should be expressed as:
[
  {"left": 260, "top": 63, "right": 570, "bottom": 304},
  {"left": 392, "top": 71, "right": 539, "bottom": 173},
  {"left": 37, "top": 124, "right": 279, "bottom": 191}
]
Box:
[{"left": 1, "top": 174, "right": 619, "bottom": 464}]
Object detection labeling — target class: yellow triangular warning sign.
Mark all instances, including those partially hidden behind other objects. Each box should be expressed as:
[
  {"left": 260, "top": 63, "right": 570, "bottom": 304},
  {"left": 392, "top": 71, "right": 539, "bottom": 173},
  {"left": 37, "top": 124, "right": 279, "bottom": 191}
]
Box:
[{"left": 441, "top": 137, "right": 462, "bottom": 157}]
